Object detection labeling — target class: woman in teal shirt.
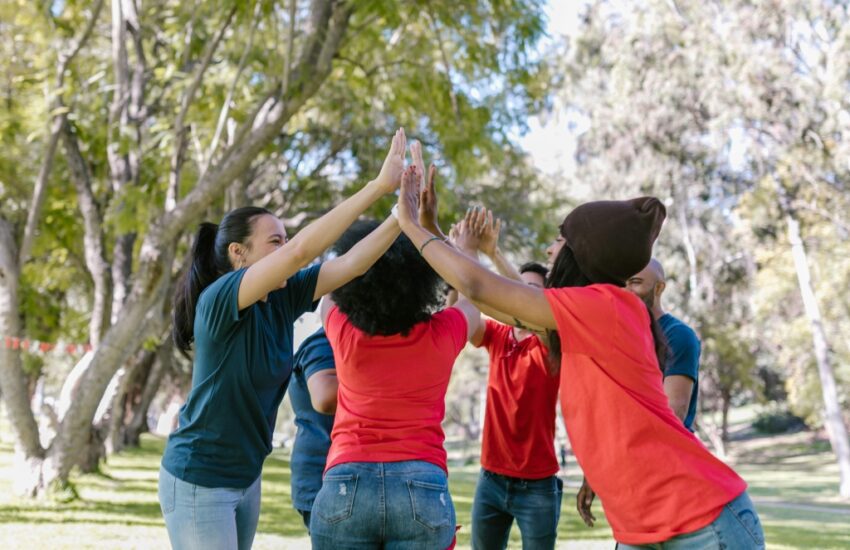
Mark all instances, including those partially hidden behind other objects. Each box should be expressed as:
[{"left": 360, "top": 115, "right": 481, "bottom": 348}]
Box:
[{"left": 159, "top": 130, "right": 407, "bottom": 549}]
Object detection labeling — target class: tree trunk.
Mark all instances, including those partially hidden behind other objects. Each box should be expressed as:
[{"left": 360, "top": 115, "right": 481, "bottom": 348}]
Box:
[
  {"left": 61, "top": 120, "right": 112, "bottom": 346},
  {"left": 0, "top": 220, "right": 46, "bottom": 495},
  {"left": 30, "top": 0, "right": 353, "bottom": 496},
  {"left": 786, "top": 212, "right": 850, "bottom": 498},
  {"left": 124, "top": 337, "right": 172, "bottom": 447},
  {"left": 104, "top": 348, "right": 156, "bottom": 454},
  {"left": 720, "top": 392, "right": 731, "bottom": 444}
]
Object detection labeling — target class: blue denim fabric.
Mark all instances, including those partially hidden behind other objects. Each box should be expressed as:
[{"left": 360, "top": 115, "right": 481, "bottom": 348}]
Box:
[
  {"left": 310, "top": 461, "right": 456, "bottom": 549},
  {"left": 158, "top": 466, "right": 261, "bottom": 550},
  {"left": 616, "top": 491, "right": 765, "bottom": 549},
  {"left": 471, "top": 469, "right": 563, "bottom": 550}
]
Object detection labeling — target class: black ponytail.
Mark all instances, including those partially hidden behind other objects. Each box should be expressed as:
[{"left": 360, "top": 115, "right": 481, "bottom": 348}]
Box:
[
  {"left": 543, "top": 245, "right": 669, "bottom": 375},
  {"left": 173, "top": 206, "right": 272, "bottom": 353}
]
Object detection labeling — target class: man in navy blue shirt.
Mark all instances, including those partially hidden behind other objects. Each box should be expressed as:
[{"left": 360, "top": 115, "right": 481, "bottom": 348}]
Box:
[
  {"left": 627, "top": 259, "right": 701, "bottom": 430},
  {"left": 289, "top": 328, "right": 338, "bottom": 530}
]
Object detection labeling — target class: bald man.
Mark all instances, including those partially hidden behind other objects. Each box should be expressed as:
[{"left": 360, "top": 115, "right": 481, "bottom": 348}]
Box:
[{"left": 626, "top": 259, "right": 701, "bottom": 430}]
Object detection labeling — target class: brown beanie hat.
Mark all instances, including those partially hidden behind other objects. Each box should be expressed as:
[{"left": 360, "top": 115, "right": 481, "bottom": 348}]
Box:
[{"left": 559, "top": 197, "right": 666, "bottom": 285}]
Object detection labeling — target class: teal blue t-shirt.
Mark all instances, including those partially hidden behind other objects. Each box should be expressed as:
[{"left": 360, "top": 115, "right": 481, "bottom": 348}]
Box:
[
  {"left": 658, "top": 313, "right": 701, "bottom": 431},
  {"left": 162, "top": 263, "right": 321, "bottom": 488}
]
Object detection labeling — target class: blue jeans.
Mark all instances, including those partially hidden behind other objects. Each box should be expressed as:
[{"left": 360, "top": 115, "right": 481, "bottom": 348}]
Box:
[
  {"left": 158, "top": 466, "right": 261, "bottom": 550},
  {"left": 616, "top": 491, "right": 765, "bottom": 549},
  {"left": 471, "top": 469, "right": 563, "bottom": 550},
  {"left": 310, "top": 461, "right": 456, "bottom": 549}
]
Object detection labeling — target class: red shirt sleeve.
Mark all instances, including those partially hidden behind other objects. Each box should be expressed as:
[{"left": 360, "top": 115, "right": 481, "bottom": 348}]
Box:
[
  {"left": 475, "top": 319, "right": 510, "bottom": 356},
  {"left": 437, "top": 307, "right": 469, "bottom": 356},
  {"left": 324, "top": 305, "right": 352, "bottom": 361}
]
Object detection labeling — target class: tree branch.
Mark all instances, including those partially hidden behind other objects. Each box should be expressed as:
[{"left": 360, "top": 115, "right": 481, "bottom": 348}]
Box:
[
  {"left": 203, "top": 1, "right": 261, "bottom": 177},
  {"left": 166, "top": 5, "right": 238, "bottom": 212},
  {"left": 60, "top": 120, "right": 113, "bottom": 347},
  {"left": 18, "top": 0, "right": 105, "bottom": 266}
]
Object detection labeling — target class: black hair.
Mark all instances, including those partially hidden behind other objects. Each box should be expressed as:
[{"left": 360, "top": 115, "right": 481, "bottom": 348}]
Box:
[
  {"left": 544, "top": 246, "right": 668, "bottom": 375},
  {"left": 518, "top": 261, "right": 548, "bottom": 280},
  {"left": 330, "top": 219, "right": 444, "bottom": 336},
  {"left": 173, "top": 206, "right": 272, "bottom": 353}
]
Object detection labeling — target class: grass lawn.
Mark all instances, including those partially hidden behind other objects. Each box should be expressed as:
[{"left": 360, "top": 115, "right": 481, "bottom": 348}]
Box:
[{"left": 0, "top": 428, "right": 848, "bottom": 549}]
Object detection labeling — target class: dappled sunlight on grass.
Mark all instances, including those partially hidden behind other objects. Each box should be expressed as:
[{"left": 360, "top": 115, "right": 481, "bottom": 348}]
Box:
[{"left": 0, "top": 429, "right": 848, "bottom": 548}]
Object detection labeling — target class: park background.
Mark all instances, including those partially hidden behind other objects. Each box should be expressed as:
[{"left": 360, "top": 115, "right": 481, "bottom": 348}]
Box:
[{"left": 1, "top": 0, "right": 849, "bottom": 548}]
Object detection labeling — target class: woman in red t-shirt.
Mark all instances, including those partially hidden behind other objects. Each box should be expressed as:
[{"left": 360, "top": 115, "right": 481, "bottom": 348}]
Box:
[
  {"left": 394, "top": 173, "right": 765, "bottom": 549},
  {"left": 309, "top": 163, "right": 480, "bottom": 550}
]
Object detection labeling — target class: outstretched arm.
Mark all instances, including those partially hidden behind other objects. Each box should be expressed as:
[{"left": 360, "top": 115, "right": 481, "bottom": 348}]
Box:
[
  {"left": 238, "top": 129, "right": 406, "bottom": 310},
  {"left": 396, "top": 168, "right": 557, "bottom": 330}
]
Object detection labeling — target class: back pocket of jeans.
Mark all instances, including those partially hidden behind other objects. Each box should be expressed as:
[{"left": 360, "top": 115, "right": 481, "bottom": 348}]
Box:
[
  {"left": 315, "top": 474, "right": 358, "bottom": 525},
  {"left": 407, "top": 480, "right": 451, "bottom": 530}
]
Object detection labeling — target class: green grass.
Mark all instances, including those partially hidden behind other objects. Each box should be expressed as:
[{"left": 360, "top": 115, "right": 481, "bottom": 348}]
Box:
[{"left": 0, "top": 430, "right": 848, "bottom": 549}]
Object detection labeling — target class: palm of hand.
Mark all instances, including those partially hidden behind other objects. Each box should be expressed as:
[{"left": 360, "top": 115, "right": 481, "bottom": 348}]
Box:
[{"left": 376, "top": 128, "right": 406, "bottom": 192}]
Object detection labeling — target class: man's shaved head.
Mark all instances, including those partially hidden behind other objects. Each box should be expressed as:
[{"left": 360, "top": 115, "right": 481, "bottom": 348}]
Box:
[
  {"left": 646, "top": 258, "right": 666, "bottom": 284},
  {"left": 626, "top": 258, "right": 667, "bottom": 312}
]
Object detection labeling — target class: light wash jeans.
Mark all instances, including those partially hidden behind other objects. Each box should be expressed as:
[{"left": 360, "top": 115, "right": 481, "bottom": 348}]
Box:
[
  {"left": 471, "top": 469, "right": 563, "bottom": 550},
  {"left": 616, "top": 491, "right": 765, "bottom": 549},
  {"left": 310, "top": 460, "right": 456, "bottom": 549},
  {"left": 158, "top": 466, "right": 261, "bottom": 550}
]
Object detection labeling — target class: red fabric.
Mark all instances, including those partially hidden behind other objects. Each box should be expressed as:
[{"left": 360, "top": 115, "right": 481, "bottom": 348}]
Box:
[
  {"left": 544, "top": 285, "right": 746, "bottom": 545},
  {"left": 324, "top": 306, "right": 468, "bottom": 472},
  {"left": 476, "top": 320, "right": 559, "bottom": 478}
]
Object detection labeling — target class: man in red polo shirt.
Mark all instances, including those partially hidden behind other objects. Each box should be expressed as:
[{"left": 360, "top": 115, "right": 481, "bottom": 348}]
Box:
[{"left": 452, "top": 209, "right": 562, "bottom": 550}]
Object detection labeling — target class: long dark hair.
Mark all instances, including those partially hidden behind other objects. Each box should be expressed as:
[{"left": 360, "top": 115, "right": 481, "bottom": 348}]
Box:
[
  {"left": 330, "top": 219, "right": 443, "bottom": 336},
  {"left": 544, "top": 246, "right": 668, "bottom": 375},
  {"left": 173, "top": 206, "right": 272, "bottom": 353}
]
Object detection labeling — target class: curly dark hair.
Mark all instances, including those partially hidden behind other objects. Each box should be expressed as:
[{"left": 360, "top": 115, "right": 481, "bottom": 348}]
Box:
[{"left": 330, "top": 219, "right": 444, "bottom": 336}]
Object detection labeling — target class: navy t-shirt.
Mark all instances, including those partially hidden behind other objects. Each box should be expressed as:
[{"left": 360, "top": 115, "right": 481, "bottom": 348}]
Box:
[
  {"left": 162, "top": 264, "right": 321, "bottom": 488},
  {"left": 658, "top": 313, "right": 701, "bottom": 431},
  {"left": 289, "top": 328, "right": 336, "bottom": 512}
]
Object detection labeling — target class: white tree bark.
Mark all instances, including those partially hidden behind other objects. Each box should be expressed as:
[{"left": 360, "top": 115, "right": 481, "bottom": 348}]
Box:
[
  {"left": 786, "top": 212, "right": 850, "bottom": 499},
  {"left": 0, "top": 220, "right": 45, "bottom": 471},
  {"left": 36, "top": 0, "right": 353, "bottom": 492}
]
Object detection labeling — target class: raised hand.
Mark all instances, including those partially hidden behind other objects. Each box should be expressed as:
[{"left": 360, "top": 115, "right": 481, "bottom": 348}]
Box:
[
  {"left": 374, "top": 128, "right": 407, "bottom": 194},
  {"left": 452, "top": 208, "right": 483, "bottom": 256},
  {"left": 396, "top": 165, "right": 421, "bottom": 231},
  {"left": 476, "top": 208, "right": 502, "bottom": 257}
]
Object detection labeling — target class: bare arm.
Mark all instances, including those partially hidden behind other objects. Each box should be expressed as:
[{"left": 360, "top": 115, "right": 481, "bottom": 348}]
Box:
[
  {"left": 396, "top": 170, "right": 557, "bottom": 330},
  {"left": 489, "top": 248, "right": 523, "bottom": 282},
  {"left": 469, "top": 298, "right": 546, "bottom": 334},
  {"left": 663, "top": 375, "right": 694, "bottom": 422},
  {"left": 313, "top": 215, "right": 400, "bottom": 300},
  {"left": 238, "top": 129, "right": 406, "bottom": 310},
  {"left": 307, "top": 369, "right": 338, "bottom": 415}
]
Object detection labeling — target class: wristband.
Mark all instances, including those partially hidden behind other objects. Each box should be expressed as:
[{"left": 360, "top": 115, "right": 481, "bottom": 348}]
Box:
[
  {"left": 391, "top": 204, "right": 399, "bottom": 219},
  {"left": 418, "top": 236, "right": 443, "bottom": 255}
]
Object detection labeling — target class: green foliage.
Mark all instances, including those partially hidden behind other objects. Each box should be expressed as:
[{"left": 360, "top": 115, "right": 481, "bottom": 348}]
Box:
[
  {"left": 562, "top": 0, "right": 850, "bottom": 426},
  {"left": 752, "top": 404, "right": 807, "bottom": 435},
  {"left": 0, "top": 0, "right": 559, "bottom": 374}
]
